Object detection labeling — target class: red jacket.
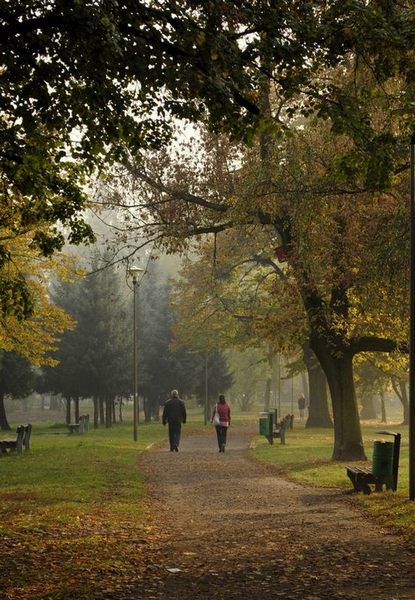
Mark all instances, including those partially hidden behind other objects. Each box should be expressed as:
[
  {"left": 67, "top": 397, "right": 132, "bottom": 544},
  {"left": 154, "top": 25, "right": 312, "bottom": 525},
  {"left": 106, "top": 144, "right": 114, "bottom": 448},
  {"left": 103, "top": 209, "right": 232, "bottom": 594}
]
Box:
[{"left": 214, "top": 402, "right": 231, "bottom": 427}]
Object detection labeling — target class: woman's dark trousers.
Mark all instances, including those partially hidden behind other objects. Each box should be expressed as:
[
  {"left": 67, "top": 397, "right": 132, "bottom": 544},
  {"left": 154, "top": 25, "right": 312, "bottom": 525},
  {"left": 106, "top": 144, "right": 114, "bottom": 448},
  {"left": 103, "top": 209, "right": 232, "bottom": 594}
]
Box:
[{"left": 215, "top": 425, "right": 228, "bottom": 451}]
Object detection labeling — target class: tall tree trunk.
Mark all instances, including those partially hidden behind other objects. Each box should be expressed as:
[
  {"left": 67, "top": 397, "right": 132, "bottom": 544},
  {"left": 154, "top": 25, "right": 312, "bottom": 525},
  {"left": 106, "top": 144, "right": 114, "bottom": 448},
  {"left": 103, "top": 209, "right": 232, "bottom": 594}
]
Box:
[
  {"left": 112, "top": 398, "right": 117, "bottom": 424},
  {"left": 65, "top": 397, "right": 71, "bottom": 424},
  {"left": 312, "top": 344, "right": 365, "bottom": 460},
  {"left": 105, "top": 396, "right": 112, "bottom": 428},
  {"left": 74, "top": 396, "right": 80, "bottom": 423},
  {"left": 399, "top": 380, "right": 409, "bottom": 425},
  {"left": 93, "top": 396, "right": 99, "bottom": 429},
  {"left": 144, "top": 397, "right": 151, "bottom": 422},
  {"left": 391, "top": 378, "right": 409, "bottom": 425},
  {"left": 360, "top": 395, "right": 378, "bottom": 420},
  {"left": 264, "top": 377, "right": 271, "bottom": 411},
  {"left": 301, "top": 371, "right": 308, "bottom": 398},
  {"left": 50, "top": 395, "right": 59, "bottom": 410},
  {"left": 99, "top": 396, "right": 105, "bottom": 425},
  {"left": 119, "top": 397, "right": 123, "bottom": 423},
  {"left": 380, "top": 390, "right": 387, "bottom": 423},
  {"left": 303, "top": 344, "right": 333, "bottom": 428},
  {"left": 0, "top": 392, "right": 11, "bottom": 430}
]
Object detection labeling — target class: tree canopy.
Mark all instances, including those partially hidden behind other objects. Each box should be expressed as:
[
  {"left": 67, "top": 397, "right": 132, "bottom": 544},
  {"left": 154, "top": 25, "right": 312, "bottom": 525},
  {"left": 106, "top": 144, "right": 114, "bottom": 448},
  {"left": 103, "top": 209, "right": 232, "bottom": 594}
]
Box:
[{"left": 2, "top": 0, "right": 414, "bottom": 321}]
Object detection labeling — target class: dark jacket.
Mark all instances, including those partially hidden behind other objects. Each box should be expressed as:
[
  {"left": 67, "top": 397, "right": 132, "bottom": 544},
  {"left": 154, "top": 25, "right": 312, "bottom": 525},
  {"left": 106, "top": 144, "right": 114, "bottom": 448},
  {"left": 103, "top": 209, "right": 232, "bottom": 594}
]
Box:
[{"left": 162, "top": 397, "right": 187, "bottom": 425}]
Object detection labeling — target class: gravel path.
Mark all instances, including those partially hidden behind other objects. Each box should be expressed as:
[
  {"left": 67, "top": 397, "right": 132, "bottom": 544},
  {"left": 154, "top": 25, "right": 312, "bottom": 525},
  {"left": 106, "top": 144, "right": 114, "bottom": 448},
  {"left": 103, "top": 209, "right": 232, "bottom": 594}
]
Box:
[{"left": 132, "top": 424, "right": 415, "bottom": 599}]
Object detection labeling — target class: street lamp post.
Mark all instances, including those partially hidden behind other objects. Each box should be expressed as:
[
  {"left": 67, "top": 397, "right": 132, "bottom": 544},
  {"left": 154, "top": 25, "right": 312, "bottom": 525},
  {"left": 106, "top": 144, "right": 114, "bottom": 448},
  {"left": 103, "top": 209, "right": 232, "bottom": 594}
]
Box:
[
  {"left": 410, "top": 136, "right": 415, "bottom": 500},
  {"left": 204, "top": 353, "right": 208, "bottom": 426},
  {"left": 278, "top": 353, "right": 281, "bottom": 416},
  {"left": 127, "top": 265, "right": 144, "bottom": 442}
]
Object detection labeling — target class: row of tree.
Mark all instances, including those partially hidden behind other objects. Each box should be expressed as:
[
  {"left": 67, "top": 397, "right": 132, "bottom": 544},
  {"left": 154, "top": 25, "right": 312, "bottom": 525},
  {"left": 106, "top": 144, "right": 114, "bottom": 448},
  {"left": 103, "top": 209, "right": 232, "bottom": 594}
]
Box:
[
  {"left": 99, "top": 77, "right": 411, "bottom": 460},
  {"left": 2, "top": 2, "right": 414, "bottom": 458},
  {"left": 0, "top": 257, "right": 233, "bottom": 430}
]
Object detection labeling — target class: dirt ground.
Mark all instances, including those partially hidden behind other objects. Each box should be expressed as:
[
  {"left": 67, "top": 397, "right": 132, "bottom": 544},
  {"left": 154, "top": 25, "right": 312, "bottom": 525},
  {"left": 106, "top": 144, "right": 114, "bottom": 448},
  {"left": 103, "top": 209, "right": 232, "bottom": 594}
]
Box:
[{"left": 124, "top": 424, "right": 415, "bottom": 600}]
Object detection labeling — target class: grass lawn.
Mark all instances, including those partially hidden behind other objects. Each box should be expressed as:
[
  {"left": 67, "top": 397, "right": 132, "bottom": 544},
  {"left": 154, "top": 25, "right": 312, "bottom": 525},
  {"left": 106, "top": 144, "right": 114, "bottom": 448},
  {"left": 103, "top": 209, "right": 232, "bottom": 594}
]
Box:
[
  {"left": 1, "top": 412, "right": 413, "bottom": 597},
  {"left": 0, "top": 420, "right": 172, "bottom": 599},
  {"left": 250, "top": 421, "right": 415, "bottom": 538},
  {"left": 0, "top": 421, "right": 168, "bottom": 529}
]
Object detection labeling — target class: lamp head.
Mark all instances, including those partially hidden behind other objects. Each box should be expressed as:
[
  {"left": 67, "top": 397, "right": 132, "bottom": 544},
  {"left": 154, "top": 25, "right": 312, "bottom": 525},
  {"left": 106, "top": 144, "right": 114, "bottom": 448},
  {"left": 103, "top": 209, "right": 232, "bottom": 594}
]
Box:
[{"left": 127, "top": 265, "right": 144, "bottom": 282}]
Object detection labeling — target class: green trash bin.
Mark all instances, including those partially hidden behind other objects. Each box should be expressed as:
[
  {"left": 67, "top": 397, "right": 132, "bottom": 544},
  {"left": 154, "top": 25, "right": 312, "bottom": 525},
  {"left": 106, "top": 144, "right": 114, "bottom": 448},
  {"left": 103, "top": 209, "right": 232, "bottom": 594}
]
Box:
[
  {"left": 259, "top": 412, "right": 272, "bottom": 436},
  {"left": 372, "top": 441, "right": 394, "bottom": 478}
]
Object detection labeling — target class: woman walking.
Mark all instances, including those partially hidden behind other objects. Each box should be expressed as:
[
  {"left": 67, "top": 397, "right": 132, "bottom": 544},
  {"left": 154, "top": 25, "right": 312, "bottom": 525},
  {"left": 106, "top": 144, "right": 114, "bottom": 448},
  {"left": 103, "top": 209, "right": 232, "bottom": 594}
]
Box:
[{"left": 211, "top": 394, "right": 231, "bottom": 453}]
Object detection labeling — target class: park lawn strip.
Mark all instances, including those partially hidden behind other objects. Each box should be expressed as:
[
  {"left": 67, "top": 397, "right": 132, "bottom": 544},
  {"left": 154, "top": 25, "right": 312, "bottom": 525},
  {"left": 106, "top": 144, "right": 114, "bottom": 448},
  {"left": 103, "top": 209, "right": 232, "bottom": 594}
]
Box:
[
  {"left": 0, "top": 422, "right": 168, "bottom": 599},
  {"left": 250, "top": 423, "right": 415, "bottom": 539}
]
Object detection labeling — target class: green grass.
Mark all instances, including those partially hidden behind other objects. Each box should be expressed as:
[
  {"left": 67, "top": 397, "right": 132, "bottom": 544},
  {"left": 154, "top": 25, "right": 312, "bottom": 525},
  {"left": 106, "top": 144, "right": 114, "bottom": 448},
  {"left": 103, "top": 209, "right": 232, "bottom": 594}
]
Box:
[
  {"left": 250, "top": 422, "right": 415, "bottom": 537},
  {"left": 0, "top": 420, "right": 181, "bottom": 598},
  {"left": 0, "top": 421, "right": 169, "bottom": 533},
  {"left": 2, "top": 412, "right": 414, "bottom": 573}
]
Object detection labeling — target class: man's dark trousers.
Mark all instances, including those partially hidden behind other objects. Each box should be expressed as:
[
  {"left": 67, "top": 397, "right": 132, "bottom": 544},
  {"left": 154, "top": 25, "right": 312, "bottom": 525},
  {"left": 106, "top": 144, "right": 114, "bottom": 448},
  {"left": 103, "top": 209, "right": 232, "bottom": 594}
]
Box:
[{"left": 168, "top": 421, "right": 182, "bottom": 450}]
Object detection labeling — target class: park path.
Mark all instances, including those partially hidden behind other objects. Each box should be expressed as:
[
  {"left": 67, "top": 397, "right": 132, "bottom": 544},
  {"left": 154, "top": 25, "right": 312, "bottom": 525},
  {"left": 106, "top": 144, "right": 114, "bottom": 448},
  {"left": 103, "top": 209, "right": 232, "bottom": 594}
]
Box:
[{"left": 129, "top": 425, "right": 415, "bottom": 599}]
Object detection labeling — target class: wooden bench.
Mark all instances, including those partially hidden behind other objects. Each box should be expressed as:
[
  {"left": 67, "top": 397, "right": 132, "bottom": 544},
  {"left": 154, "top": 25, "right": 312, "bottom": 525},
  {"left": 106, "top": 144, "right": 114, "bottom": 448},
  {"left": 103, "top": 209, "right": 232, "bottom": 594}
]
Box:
[
  {"left": 346, "top": 430, "right": 401, "bottom": 494},
  {"left": 67, "top": 423, "right": 81, "bottom": 434},
  {"left": 272, "top": 415, "right": 292, "bottom": 445},
  {"left": 67, "top": 414, "right": 90, "bottom": 434},
  {"left": 0, "top": 424, "right": 32, "bottom": 455}
]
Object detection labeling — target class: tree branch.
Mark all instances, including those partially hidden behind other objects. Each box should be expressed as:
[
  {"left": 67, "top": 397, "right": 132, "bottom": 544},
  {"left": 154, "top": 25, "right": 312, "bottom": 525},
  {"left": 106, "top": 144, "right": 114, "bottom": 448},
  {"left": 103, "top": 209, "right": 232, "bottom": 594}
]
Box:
[{"left": 351, "top": 336, "right": 408, "bottom": 355}]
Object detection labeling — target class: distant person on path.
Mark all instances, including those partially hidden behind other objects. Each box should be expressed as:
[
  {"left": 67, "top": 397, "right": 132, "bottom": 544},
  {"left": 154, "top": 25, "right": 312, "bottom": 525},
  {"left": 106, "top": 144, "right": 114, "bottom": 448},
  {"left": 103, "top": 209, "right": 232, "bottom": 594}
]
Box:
[
  {"left": 211, "top": 394, "right": 231, "bottom": 453},
  {"left": 162, "top": 389, "right": 187, "bottom": 452},
  {"left": 298, "top": 393, "right": 306, "bottom": 420}
]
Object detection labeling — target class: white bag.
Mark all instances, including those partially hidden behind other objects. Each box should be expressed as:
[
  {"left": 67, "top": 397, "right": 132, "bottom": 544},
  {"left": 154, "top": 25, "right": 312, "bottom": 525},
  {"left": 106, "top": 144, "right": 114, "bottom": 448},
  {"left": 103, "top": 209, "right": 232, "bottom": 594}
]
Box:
[{"left": 212, "top": 407, "right": 220, "bottom": 426}]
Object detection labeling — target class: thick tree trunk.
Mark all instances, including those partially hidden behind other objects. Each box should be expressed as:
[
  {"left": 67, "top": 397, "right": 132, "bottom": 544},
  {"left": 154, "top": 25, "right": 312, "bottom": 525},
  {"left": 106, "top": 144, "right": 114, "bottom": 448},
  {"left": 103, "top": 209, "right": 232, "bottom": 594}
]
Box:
[
  {"left": 312, "top": 344, "right": 365, "bottom": 460},
  {"left": 303, "top": 344, "right": 333, "bottom": 428},
  {"left": 0, "top": 392, "right": 11, "bottom": 430},
  {"left": 399, "top": 380, "right": 409, "bottom": 425},
  {"left": 112, "top": 398, "right": 116, "bottom": 424},
  {"left": 360, "top": 395, "right": 378, "bottom": 420}
]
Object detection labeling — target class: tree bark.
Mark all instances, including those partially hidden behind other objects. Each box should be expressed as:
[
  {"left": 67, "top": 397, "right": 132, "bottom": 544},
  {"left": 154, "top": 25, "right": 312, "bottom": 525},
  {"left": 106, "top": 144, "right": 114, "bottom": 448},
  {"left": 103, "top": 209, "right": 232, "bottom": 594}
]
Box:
[
  {"left": 99, "top": 396, "right": 105, "bottom": 425},
  {"left": 50, "top": 395, "right": 59, "bottom": 410},
  {"left": 93, "top": 396, "right": 99, "bottom": 429},
  {"left": 399, "top": 380, "right": 409, "bottom": 425},
  {"left": 380, "top": 390, "right": 387, "bottom": 423},
  {"left": 119, "top": 397, "right": 123, "bottom": 423},
  {"left": 0, "top": 392, "right": 11, "bottom": 430},
  {"left": 303, "top": 344, "right": 333, "bottom": 428},
  {"left": 112, "top": 398, "right": 117, "bottom": 424},
  {"left": 264, "top": 377, "right": 271, "bottom": 411},
  {"left": 74, "top": 395, "right": 80, "bottom": 423},
  {"left": 144, "top": 397, "right": 151, "bottom": 422},
  {"left": 311, "top": 343, "right": 366, "bottom": 460},
  {"left": 360, "top": 395, "right": 378, "bottom": 420},
  {"left": 65, "top": 396, "right": 71, "bottom": 424},
  {"left": 105, "top": 396, "right": 112, "bottom": 428}
]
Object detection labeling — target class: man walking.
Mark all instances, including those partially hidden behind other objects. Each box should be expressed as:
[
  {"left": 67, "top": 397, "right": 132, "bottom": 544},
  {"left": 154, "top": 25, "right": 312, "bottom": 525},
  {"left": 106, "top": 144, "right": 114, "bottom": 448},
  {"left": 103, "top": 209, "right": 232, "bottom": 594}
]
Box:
[{"left": 162, "top": 389, "right": 187, "bottom": 452}]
